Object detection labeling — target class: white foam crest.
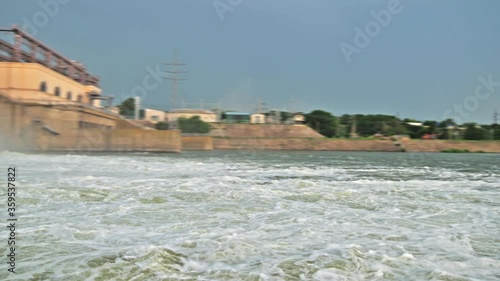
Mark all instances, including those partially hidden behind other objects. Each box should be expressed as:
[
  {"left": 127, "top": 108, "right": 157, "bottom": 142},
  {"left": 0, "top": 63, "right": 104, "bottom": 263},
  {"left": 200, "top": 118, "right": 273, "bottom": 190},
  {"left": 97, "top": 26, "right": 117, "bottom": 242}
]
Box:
[{"left": 4, "top": 151, "right": 498, "bottom": 280}]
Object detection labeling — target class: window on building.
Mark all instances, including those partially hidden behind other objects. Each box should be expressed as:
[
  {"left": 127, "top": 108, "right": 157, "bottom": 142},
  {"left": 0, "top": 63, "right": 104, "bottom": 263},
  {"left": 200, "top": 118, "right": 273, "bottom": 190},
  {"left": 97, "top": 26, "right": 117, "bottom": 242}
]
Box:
[
  {"left": 54, "top": 87, "right": 60, "bottom": 96},
  {"left": 39, "top": 81, "right": 47, "bottom": 92},
  {"left": 67, "top": 91, "right": 72, "bottom": 100},
  {"left": 77, "top": 95, "right": 82, "bottom": 102}
]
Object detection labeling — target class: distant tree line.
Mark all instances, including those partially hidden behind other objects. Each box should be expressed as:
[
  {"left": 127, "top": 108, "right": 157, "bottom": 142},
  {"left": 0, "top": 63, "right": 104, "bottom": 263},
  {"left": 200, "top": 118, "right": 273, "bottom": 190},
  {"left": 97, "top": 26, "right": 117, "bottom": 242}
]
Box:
[
  {"left": 116, "top": 98, "right": 498, "bottom": 139},
  {"left": 177, "top": 116, "right": 211, "bottom": 133},
  {"left": 154, "top": 116, "right": 211, "bottom": 133},
  {"left": 305, "top": 110, "right": 500, "bottom": 140}
]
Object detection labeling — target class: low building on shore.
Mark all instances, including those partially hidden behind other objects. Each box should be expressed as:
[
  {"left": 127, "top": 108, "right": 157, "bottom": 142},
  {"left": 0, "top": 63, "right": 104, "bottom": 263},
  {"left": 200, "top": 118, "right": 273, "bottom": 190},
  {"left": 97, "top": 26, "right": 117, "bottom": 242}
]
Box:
[
  {"left": 292, "top": 112, "right": 305, "bottom": 124},
  {"left": 250, "top": 113, "right": 266, "bottom": 124},
  {"left": 141, "top": 108, "right": 166, "bottom": 124},
  {"left": 222, "top": 112, "right": 251, "bottom": 123}
]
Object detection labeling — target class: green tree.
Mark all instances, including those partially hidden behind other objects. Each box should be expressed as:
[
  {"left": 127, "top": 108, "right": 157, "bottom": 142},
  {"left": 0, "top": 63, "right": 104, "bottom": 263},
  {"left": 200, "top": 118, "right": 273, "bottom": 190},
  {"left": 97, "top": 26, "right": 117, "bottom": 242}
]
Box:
[
  {"left": 155, "top": 122, "right": 169, "bottom": 130},
  {"left": 463, "top": 123, "right": 488, "bottom": 140},
  {"left": 305, "top": 110, "right": 338, "bottom": 137},
  {"left": 438, "top": 118, "right": 456, "bottom": 128},
  {"left": 353, "top": 114, "right": 406, "bottom": 137},
  {"left": 404, "top": 121, "right": 425, "bottom": 139},
  {"left": 339, "top": 114, "right": 352, "bottom": 138},
  {"left": 386, "top": 120, "right": 408, "bottom": 136},
  {"left": 178, "top": 116, "right": 211, "bottom": 133},
  {"left": 422, "top": 120, "right": 437, "bottom": 135},
  {"left": 117, "top": 98, "right": 135, "bottom": 117},
  {"left": 280, "top": 112, "right": 293, "bottom": 122},
  {"left": 491, "top": 124, "right": 500, "bottom": 140}
]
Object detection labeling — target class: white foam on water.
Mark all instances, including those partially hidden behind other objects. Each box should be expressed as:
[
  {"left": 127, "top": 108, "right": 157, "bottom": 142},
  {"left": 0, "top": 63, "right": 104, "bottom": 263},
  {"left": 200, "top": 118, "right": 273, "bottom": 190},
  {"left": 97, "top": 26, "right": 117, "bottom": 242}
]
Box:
[{"left": 1, "top": 151, "right": 499, "bottom": 280}]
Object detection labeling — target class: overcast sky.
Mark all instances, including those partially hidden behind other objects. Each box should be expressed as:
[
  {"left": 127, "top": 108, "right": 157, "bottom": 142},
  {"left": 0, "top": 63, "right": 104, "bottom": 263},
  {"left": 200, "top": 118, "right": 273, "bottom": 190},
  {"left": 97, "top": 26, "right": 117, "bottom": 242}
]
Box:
[{"left": 1, "top": 0, "right": 499, "bottom": 123}]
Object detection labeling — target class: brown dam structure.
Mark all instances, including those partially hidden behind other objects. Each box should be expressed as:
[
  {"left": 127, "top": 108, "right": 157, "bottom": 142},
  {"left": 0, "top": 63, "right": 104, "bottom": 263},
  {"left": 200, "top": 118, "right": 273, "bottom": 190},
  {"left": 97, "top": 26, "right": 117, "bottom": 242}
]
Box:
[
  {"left": 0, "top": 94, "right": 181, "bottom": 152},
  {"left": 0, "top": 26, "right": 180, "bottom": 153}
]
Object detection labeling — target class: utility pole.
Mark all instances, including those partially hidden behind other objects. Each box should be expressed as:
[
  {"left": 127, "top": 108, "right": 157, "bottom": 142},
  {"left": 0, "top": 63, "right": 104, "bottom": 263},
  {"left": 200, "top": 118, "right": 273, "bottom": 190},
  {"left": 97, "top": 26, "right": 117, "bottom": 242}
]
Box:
[
  {"left": 493, "top": 110, "right": 499, "bottom": 140},
  {"left": 134, "top": 96, "right": 140, "bottom": 120},
  {"left": 256, "top": 99, "right": 263, "bottom": 114},
  {"left": 163, "top": 49, "right": 187, "bottom": 130},
  {"left": 289, "top": 97, "right": 296, "bottom": 113},
  {"left": 350, "top": 115, "right": 358, "bottom": 138}
]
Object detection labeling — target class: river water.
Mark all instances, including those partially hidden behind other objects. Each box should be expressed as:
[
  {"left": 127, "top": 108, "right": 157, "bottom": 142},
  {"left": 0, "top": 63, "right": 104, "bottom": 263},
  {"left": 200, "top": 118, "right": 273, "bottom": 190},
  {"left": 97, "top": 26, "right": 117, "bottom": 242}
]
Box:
[{"left": 0, "top": 151, "right": 499, "bottom": 280}]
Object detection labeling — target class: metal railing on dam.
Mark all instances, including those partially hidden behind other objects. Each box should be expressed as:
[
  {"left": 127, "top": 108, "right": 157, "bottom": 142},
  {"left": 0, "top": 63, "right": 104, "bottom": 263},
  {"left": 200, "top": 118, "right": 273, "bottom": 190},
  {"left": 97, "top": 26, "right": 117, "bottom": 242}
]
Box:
[{"left": 0, "top": 25, "right": 100, "bottom": 87}]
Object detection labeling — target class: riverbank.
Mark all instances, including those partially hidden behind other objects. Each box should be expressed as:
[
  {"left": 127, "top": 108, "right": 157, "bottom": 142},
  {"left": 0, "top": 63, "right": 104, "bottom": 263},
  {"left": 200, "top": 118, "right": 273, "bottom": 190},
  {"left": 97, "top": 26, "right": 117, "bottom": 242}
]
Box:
[
  {"left": 207, "top": 124, "right": 500, "bottom": 153},
  {"left": 401, "top": 139, "right": 500, "bottom": 153},
  {"left": 212, "top": 137, "right": 500, "bottom": 153},
  {"left": 213, "top": 138, "right": 400, "bottom": 151}
]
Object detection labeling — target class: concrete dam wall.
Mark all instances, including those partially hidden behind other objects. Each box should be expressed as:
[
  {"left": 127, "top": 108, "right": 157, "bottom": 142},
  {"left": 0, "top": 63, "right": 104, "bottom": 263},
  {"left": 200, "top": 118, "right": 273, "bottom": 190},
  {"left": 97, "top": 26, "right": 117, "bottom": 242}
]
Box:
[
  {"left": 213, "top": 138, "right": 402, "bottom": 152},
  {"left": 0, "top": 96, "right": 181, "bottom": 152},
  {"left": 210, "top": 124, "right": 324, "bottom": 139},
  {"left": 401, "top": 139, "right": 500, "bottom": 153}
]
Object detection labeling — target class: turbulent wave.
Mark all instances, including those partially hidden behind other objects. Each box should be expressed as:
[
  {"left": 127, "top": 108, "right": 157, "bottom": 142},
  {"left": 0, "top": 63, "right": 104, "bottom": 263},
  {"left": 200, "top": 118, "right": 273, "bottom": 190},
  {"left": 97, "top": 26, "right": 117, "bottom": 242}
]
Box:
[{"left": 0, "top": 151, "right": 498, "bottom": 280}]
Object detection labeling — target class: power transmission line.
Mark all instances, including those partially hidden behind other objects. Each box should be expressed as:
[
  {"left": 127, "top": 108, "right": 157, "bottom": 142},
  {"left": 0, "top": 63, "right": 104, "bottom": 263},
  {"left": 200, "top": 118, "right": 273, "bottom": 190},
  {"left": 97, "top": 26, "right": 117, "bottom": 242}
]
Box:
[
  {"left": 163, "top": 49, "right": 187, "bottom": 130},
  {"left": 163, "top": 49, "right": 187, "bottom": 110},
  {"left": 493, "top": 110, "right": 499, "bottom": 140}
]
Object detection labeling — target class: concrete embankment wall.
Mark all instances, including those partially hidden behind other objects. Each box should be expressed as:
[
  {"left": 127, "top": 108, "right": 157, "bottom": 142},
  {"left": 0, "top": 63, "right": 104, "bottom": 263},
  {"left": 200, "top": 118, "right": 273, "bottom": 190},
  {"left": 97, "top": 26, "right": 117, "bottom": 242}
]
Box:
[
  {"left": 214, "top": 138, "right": 402, "bottom": 151},
  {"left": 0, "top": 96, "right": 114, "bottom": 150},
  {"left": 210, "top": 124, "right": 401, "bottom": 151},
  {"left": 34, "top": 128, "right": 181, "bottom": 152},
  {"left": 210, "top": 124, "right": 500, "bottom": 152},
  {"left": 211, "top": 124, "right": 324, "bottom": 138},
  {"left": 214, "top": 138, "right": 500, "bottom": 152},
  {"left": 0, "top": 98, "right": 181, "bottom": 152},
  {"left": 182, "top": 136, "right": 213, "bottom": 150},
  {"left": 402, "top": 139, "right": 500, "bottom": 153},
  {"left": 109, "top": 129, "right": 181, "bottom": 152}
]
